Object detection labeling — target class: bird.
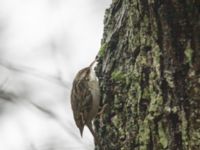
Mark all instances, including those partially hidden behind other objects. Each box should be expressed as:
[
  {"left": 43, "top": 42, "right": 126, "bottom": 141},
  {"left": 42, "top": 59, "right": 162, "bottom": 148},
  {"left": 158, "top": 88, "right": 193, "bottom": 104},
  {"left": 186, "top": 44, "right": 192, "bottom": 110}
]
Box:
[{"left": 71, "top": 60, "right": 100, "bottom": 145}]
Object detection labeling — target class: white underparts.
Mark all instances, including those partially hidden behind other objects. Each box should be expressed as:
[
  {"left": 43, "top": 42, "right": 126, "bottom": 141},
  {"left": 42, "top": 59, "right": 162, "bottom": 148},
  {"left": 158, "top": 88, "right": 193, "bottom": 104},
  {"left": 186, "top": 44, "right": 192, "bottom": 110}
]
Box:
[{"left": 89, "top": 61, "right": 98, "bottom": 81}]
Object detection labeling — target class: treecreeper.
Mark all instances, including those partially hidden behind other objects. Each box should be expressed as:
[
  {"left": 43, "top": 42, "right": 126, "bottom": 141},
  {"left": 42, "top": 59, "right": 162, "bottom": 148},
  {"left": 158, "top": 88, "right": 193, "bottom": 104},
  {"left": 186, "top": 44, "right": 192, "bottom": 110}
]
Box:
[{"left": 71, "top": 60, "right": 101, "bottom": 147}]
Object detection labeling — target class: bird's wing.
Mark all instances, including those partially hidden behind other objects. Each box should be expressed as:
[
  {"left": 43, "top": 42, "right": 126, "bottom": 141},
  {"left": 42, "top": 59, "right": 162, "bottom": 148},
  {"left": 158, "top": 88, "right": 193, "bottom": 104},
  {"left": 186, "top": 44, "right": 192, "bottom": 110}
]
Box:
[
  {"left": 82, "top": 87, "right": 93, "bottom": 120},
  {"left": 71, "top": 79, "right": 93, "bottom": 125},
  {"left": 71, "top": 79, "right": 84, "bottom": 128},
  {"left": 79, "top": 80, "right": 93, "bottom": 123}
]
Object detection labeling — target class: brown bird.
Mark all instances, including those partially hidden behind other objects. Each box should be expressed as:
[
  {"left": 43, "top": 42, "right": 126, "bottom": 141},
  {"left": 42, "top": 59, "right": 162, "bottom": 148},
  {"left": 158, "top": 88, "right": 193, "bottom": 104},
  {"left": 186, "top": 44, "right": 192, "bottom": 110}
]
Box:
[{"left": 71, "top": 60, "right": 100, "bottom": 144}]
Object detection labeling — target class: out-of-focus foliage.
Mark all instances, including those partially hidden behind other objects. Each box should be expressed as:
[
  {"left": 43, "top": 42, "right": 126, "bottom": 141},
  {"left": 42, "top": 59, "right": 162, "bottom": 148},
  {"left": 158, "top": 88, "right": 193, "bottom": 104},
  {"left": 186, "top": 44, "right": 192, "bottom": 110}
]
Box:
[{"left": 0, "top": 0, "right": 111, "bottom": 150}]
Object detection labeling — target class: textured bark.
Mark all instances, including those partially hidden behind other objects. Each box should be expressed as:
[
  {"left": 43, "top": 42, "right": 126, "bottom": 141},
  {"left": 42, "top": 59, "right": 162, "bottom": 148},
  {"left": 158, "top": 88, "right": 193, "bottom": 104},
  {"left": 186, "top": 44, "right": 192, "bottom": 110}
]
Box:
[{"left": 95, "top": 0, "right": 200, "bottom": 150}]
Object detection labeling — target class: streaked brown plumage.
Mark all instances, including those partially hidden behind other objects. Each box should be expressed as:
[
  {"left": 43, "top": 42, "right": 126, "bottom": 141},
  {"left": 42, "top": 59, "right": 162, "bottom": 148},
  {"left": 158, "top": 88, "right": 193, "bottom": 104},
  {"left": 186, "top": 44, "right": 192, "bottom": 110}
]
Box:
[{"left": 71, "top": 61, "right": 100, "bottom": 144}]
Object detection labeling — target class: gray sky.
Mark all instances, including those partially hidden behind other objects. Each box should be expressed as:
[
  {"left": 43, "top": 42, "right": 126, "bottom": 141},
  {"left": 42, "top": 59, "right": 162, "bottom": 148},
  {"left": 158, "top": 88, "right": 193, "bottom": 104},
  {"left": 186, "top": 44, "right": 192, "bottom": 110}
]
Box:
[
  {"left": 0, "top": 0, "right": 111, "bottom": 80},
  {"left": 0, "top": 0, "right": 111, "bottom": 150}
]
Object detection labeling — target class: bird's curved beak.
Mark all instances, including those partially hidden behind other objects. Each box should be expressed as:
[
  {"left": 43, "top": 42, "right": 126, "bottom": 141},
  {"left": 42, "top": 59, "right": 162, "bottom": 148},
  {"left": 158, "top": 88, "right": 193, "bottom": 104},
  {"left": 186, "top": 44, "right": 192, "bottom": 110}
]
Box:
[{"left": 79, "top": 127, "right": 84, "bottom": 137}]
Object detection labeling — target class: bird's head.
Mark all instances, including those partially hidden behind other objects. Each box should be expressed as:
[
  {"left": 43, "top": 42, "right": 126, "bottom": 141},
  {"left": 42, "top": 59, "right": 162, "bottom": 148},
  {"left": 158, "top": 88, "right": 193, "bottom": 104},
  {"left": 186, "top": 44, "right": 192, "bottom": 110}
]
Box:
[{"left": 74, "top": 60, "right": 98, "bottom": 83}]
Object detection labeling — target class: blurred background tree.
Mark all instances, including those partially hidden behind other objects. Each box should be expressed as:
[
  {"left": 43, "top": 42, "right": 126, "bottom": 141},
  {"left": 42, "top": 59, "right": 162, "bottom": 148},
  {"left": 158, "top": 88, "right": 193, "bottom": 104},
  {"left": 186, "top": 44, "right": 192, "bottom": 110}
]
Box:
[{"left": 0, "top": 0, "right": 111, "bottom": 150}]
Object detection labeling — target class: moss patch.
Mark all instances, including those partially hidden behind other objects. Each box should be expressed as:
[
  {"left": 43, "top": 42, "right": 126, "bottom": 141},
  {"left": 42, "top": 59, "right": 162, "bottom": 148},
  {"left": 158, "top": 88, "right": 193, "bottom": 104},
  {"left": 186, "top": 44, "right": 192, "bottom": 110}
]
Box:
[
  {"left": 111, "top": 70, "right": 126, "bottom": 82},
  {"left": 99, "top": 43, "right": 108, "bottom": 57}
]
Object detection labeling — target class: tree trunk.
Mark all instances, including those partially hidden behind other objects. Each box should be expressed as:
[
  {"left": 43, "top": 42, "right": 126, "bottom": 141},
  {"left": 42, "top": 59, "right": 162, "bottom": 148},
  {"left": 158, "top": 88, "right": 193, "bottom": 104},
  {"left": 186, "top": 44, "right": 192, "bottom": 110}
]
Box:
[{"left": 95, "top": 0, "right": 200, "bottom": 150}]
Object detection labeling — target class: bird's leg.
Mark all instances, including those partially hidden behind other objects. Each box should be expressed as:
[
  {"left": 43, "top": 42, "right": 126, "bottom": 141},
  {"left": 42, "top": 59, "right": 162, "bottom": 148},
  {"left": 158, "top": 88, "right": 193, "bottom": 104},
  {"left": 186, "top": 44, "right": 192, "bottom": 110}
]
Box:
[
  {"left": 97, "top": 104, "right": 108, "bottom": 115},
  {"left": 87, "top": 122, "right": 101, "bottom": 149}
]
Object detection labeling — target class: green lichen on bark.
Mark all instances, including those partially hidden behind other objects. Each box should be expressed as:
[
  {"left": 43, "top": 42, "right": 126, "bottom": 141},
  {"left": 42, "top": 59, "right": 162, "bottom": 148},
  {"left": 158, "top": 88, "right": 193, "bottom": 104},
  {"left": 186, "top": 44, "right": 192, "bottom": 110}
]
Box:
[
  {"left": 95, "top": 0, "right": 200, "bottom": 150},
  {"left": 111, "top": 70, "right": 126, "bottom": 82},
  {"left": 99, "top": 43, "right": 108, "bottom": 58}
]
